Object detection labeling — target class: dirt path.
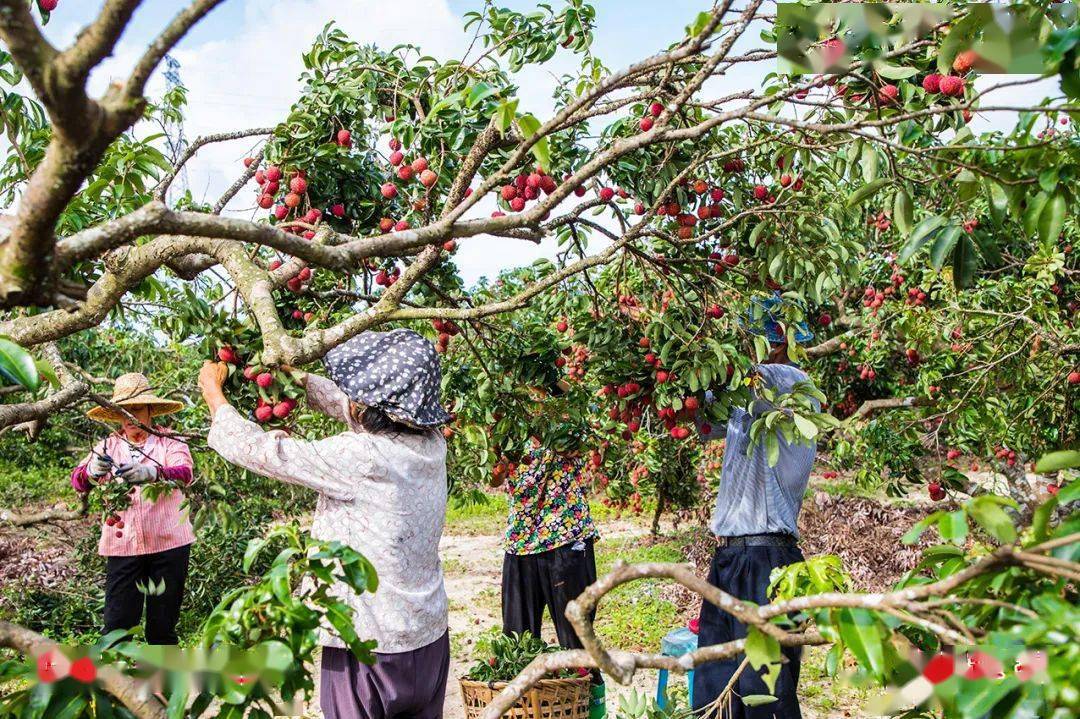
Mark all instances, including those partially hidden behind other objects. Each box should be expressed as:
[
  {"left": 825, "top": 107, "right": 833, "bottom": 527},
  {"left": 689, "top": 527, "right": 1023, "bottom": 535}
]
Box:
[
  {"left": 439, "top": 521, "right": 671, "bottom": 719},
  {"left": 440, "top": 532, "right": 504, "bottom": 719}
]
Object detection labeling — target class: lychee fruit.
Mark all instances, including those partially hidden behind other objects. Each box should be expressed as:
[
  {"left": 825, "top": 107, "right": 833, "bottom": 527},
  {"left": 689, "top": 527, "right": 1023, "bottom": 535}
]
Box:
[
  {"left": 939, "top": 75, "right": 965, "bottom": 97},
  {"left": 952, "top": 50, "right": 977, "bottom": 75}
]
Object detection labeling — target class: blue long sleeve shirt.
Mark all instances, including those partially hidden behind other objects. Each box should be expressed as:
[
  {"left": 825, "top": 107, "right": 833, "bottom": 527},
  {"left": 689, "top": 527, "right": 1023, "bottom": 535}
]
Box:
[{"left": 703, "top": 363, "right": 818, "bottom": 538}]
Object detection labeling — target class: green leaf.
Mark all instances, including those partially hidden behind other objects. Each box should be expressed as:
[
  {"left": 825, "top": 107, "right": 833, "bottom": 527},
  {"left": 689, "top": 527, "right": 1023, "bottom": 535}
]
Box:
[
  {"left": 902, "top": 513, "right": 938, "bottom": 545},
  {"left": 765, "top": 431, "right": 780, "bottom": 467},
  {"left": 744, "top": 627, "right": 782, "bottom": 693},
  {"left": 792, "top": 413, "right": 818, "bottom": 440},
  {"left": 26, "top": 682, "right": 54, "bottom": 719},
  {"left": 0, "top": 336, "right": 40, "bottom": 391},
  {"left": 743, "top": 695, "right": 779, "bottom": 707},
  {"left": 986, "top": 181, "right": 1007, "bottom": 225},
  {"left": 952, "top": 234, "right": 978, "bottom": 290},
  {"left": 939, "top": 511, "right": 969, "bottom": 545},
  {"left": 49, "top": 693, "right": 87, "bottom": 719},
  {"left": 1031, "top": 496, "right": 1058, "bottom": 543},
  {"left": 1034, "top": 450, "right": 1080, "bottom": 473},
  {"left": 34, "top": 359, "right": 59, "bottom": 388},
  {"left": 1037, "top": 193, "right": 1066, "bottom": 249},
  {"left": 967, "top": 497, "right": 1016, "bottom": 544},
  {"left": 687, "top": 11, "right": 712, "bottom": 37},
  {"left": 466, "top": 81, "right": 499, "bottom": 108},
  {"left": 898, "top": 215, "right": 947, "bottom": 265},
  {"left": 166, "top": 675, "right": 189, "bottom": 719},
  {"left": 929, "top": 225, "right": 962, "bottom": 271},
  {"left": 955, "top": 675, "right": 1021, "bottom": 718},
  {"left": 493, "top": 99, "right": 519, "bottom": 134},
  {"left": 844, "top": 178, "right": 888, "bottom": 208},
  {"left": 836, "top": 608, "right": 886, "bottom": 679},
  {"left": 893, "top": 188, "right": 913, "bottom": 236},
  {"left": 861, "top": 143, "right": 878, "bottom": 183},
  {"left": 874, "top": 62, "right": 917, "bottom": 80},
  {"left": 1022, "top": 191, "right": 1049, "bottom": 238},
  {"left": 1038, "top": 167, "right": 1059, "bottom": 193},
  {"left": 516, "top": 114, "right": 551, "bottom": 170},
  {"left": 258, "top": 640, "right": 294, "bottom": 673},
  {"left": 242, "top": 536, "right": 270, "bottom": 573}
]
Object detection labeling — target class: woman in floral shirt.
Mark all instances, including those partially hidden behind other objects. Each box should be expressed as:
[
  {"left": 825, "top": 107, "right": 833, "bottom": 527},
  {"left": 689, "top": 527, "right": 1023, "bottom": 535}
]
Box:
[{"left": 496, "top": 442, "right": 602, "bottom": 693}]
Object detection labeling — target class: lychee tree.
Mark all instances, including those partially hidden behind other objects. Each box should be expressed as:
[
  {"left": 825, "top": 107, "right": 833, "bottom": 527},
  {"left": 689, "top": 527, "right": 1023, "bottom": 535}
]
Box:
[{"left": 0, "top": 1, "right": 1078, "bottom": 718}]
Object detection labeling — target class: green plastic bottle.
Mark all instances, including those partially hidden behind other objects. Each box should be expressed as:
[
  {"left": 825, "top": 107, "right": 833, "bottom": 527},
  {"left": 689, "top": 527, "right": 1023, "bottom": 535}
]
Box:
[{"left": 589, "top": 682, "right": 607, "bottom": 719}]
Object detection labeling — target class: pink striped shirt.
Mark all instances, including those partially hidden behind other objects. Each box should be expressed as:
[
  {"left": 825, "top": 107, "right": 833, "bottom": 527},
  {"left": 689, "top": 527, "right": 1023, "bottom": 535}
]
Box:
[{"left": 71, "top": 432, "right": 196, "bottom": 557}]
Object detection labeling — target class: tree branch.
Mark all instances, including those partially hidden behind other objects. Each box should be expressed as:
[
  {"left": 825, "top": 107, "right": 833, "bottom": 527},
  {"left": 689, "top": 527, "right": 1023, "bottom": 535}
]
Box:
[
  {"left": 0, "top": 621, "right": 167, "bottom": 719},
  {"left": 122, "top": 0, "right": 227, "bottom": 100}
]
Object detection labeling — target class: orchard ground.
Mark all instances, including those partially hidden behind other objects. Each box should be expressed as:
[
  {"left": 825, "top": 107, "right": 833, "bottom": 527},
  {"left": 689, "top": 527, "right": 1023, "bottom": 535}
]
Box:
[{"left": 0, "top": 457, "right": 980, "bottom": 718}]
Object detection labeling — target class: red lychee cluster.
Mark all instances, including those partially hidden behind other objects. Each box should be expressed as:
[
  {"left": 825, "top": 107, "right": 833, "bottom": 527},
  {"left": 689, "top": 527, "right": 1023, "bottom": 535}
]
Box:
[
  {"left": 868, "top": 210, "right": 891, "bottom": 232},
  {"left": 431, "top": 318, "right": 461, "bottom": 354},
  {"left": 993, "top": 446, "right": 1019, "bottom": 467},
  {"left": 499, "top": 167, "right": 558, "bottom": 214},
  {"left": 921, "top": 73, "right": 966, "bottom": 98},
  {"left": 374, "top": 264, "right": 402, "bottom": 288},
  {"left": 224, "top": 352, "right": 300, "bottom": 423},
  {"left": 562, "top": 344, "right": 590, "bottom": 382},
  {"left": 905, "top": 286, "right": 928, "bottom": 307}
]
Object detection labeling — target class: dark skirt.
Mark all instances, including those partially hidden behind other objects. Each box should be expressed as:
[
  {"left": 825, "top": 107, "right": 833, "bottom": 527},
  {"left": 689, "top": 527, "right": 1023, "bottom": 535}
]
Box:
[
  {"left": 692, "top": 543, "right": 804, "bottom": 719},
  {"left": 320, "top": 631, "right": 450, "bottom": 719}
]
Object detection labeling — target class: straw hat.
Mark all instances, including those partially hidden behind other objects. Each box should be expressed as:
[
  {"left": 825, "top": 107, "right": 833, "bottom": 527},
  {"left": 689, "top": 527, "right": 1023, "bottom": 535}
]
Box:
[{"left": 86, "top": 373, "right": 185, "bottom": 423}]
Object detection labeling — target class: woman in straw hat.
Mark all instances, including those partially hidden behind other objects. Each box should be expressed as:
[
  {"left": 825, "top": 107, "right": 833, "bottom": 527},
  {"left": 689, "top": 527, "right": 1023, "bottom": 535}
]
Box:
[
  {"left": 71, "top": 372, "right": 195, "bottom": 645},
  {"left": 198, "top": 328, "right": 451, "bottom": 719}
]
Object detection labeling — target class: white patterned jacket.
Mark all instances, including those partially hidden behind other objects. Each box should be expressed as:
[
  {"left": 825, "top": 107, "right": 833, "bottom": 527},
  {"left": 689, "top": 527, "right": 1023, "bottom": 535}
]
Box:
[{"left": 207, "top": 374, "right": 448, "bottom": 653}]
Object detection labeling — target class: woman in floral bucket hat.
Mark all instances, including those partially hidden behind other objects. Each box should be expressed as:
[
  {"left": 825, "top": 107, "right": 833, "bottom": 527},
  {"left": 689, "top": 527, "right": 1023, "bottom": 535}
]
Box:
[
  {"left": 199, "top": 328, "right": 451, "bottom": 719},
  {"left": 71, "top": 372, "right": 195, "bottom": 645}
]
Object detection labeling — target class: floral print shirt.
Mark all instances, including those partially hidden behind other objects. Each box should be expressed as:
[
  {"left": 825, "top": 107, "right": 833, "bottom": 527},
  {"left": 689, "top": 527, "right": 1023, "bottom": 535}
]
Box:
[{"left": 504, "top": 450, "right": 598, "bottom": 555}]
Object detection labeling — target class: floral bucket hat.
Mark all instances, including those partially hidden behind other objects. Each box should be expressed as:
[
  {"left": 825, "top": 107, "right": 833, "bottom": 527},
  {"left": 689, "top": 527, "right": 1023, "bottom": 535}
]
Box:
[{"left": 323, "top": 328, "right": 452, "bottom": 428}]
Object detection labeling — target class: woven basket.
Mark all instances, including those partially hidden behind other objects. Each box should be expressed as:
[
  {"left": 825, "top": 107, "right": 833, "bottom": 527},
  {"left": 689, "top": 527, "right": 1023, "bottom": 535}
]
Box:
[{"left": 460, "top": 676, "right": 592, "bottom": 719}]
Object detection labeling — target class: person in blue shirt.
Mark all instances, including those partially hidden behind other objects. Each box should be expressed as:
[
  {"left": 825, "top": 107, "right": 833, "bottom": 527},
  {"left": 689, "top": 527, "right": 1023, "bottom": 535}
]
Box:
[{"left": 693, "top": 295, "right": 818, "bottom": 719}]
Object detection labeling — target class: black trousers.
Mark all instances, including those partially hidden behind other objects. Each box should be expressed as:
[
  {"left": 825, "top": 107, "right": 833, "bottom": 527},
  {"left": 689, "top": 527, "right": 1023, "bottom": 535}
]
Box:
[
  {"left": 104, "top": 543, "right": 191, "bottom": 645},
  {"left": 693, "top": 542, "right": 804, "bottom": 719},
  {"left": 502, "top": 538, "right": 601, "bottom": 682}
]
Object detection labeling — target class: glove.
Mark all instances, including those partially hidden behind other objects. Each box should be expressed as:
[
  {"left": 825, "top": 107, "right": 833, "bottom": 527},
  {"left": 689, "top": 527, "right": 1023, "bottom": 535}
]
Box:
[
  {"left": 88, "top": 454, "right": 112, "bottom": 479},
  {"left": 114, "top": 463, "right": 158, "bottom": 485}
]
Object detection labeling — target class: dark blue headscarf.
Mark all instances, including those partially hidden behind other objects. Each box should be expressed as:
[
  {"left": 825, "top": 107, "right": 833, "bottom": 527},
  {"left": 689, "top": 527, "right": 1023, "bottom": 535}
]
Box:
[
  {"left": 745, "top": 292, "right": 814, "bottom": 345},
  {"left": 323, "top": 329, "right": 452, "bottom": 428}
]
